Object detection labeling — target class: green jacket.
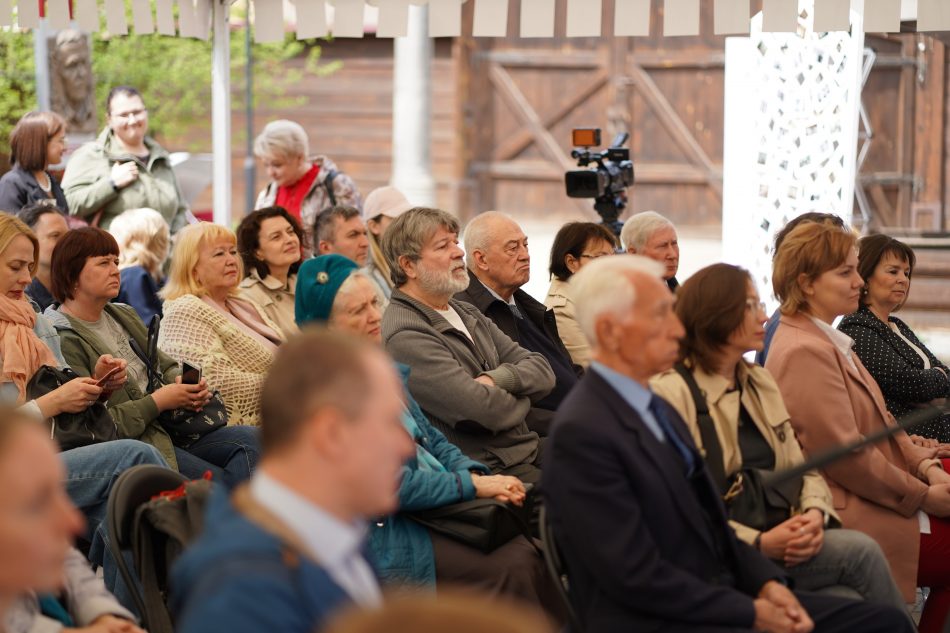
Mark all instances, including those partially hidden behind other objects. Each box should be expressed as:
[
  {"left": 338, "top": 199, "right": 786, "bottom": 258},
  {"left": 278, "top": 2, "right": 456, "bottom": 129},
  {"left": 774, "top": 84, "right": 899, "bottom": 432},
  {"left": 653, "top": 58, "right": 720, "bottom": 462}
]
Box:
[
  {"left": 46, "top": 303, "right": 182, "bottom": 469},
  {"left": 61, "top": 127, "right": 189, "bottom": 233}
]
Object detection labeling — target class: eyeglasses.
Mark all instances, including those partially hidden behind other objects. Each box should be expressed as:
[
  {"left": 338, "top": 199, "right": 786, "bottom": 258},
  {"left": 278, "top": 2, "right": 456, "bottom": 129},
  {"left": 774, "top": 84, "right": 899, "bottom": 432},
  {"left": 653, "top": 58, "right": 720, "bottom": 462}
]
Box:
[
  {"left": 111, "top": 108, "right": 147, "bottom": 121},
  {"left": 745, "top": 299, "right": 767, "bottom": 313},
  {"left": 580, "top": 252, "right": 613, "bottom": 260}
]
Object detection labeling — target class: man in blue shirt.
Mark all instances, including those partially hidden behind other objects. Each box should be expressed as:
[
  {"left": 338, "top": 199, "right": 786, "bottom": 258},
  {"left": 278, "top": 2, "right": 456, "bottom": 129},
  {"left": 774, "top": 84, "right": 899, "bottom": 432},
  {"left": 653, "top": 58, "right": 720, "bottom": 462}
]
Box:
[
  {"left": 542, "top": 254, "right": 912, "bottom": 633},
  {"left": 172, "top": 331, "right": 415, "bottom": 633}
]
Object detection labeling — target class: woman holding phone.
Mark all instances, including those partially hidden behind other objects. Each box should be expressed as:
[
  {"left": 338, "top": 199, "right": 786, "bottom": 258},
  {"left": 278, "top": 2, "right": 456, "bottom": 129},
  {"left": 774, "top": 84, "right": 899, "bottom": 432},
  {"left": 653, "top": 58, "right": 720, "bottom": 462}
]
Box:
[{"left": 46, "top": 227, "right": 259, "bottom": 487}]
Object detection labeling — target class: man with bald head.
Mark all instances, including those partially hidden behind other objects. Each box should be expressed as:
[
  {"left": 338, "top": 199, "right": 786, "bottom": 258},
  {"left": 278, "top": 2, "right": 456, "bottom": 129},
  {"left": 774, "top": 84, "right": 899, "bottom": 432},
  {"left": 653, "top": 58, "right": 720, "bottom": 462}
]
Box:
[
  {"left": 456, "top": 212, "right": 579, "bottom": 436},
  {"left": 542, "top": 255, "right": 912, "bottom": 633}
]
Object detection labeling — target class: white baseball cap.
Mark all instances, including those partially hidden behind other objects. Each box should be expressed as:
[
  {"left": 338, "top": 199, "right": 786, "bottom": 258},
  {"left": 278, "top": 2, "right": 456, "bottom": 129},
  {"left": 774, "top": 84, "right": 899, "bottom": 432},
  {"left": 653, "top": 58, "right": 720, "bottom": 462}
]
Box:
[{"left": 363, "top": 186, "right": 414, "bottom": 220}]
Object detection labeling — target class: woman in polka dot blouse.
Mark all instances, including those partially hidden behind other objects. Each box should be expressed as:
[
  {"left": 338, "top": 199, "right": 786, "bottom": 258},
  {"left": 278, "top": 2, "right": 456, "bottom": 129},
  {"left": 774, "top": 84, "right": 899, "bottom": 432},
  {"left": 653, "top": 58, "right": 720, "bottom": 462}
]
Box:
[{"left": 839, "top": 234, "right": 950, "bottom": 443}]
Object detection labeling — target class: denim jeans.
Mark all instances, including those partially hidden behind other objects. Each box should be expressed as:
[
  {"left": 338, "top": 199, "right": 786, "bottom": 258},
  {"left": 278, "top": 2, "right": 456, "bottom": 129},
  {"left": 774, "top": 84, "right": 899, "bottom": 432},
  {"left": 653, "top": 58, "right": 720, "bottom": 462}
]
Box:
[
  {"left": 60, "top": 439, "right": 168, "bottom": 544},
  {"left": 785, "top": 528, "right": 912, "bottom": 622},
  {"left": 174, "top": 425, "right": 260, "bottom": 489}
]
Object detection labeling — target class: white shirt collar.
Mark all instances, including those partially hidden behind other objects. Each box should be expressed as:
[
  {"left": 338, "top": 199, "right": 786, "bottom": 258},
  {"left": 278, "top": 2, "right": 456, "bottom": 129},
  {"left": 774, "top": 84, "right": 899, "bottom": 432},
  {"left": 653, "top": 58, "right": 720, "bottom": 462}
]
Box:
[
  {"left": 249, "top": 472, "right": 381, "bottom": 606},
  {"left": 809, "top": 316, "right": 857, "bottom": 369},
  {"left": 477, "top": 275, "right": 517, "bottom": 308}
]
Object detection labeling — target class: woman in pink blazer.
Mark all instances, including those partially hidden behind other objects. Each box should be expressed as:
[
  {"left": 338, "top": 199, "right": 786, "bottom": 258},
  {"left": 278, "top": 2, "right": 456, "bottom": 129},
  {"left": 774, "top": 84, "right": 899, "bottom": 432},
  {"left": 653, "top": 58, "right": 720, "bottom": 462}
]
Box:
[{"left": 765, "top": 220, "right": 950, "bottom": 633}]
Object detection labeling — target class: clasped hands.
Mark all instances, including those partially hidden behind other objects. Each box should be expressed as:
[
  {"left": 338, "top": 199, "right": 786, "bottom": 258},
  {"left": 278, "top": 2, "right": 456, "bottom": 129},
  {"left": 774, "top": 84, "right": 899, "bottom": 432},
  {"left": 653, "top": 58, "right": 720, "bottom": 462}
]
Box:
[{"left": 753, "top": 580, "right": 814, "bottom": 633}]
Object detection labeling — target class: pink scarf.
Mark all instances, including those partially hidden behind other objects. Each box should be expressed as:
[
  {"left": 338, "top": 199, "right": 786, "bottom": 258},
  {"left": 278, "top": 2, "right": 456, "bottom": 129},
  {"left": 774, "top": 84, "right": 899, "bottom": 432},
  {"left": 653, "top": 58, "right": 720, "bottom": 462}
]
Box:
[{"left": 0, "top": 295, "right": 58, "bottom": 403}]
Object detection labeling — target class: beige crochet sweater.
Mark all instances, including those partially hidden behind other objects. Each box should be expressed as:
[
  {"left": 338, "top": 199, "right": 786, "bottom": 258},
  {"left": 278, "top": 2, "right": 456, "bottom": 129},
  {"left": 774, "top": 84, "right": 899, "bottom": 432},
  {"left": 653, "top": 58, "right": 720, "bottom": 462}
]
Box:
[{"left": 159, "top": 294, "right": 277, "bottom": 426}]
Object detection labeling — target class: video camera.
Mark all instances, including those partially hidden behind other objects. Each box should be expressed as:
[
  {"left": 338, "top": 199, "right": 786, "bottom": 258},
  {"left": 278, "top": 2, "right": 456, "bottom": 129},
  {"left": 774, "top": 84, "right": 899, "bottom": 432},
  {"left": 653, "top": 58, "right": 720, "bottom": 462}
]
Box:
[{"left": 564, "top": 128, "right": 635, "bottom": 236}]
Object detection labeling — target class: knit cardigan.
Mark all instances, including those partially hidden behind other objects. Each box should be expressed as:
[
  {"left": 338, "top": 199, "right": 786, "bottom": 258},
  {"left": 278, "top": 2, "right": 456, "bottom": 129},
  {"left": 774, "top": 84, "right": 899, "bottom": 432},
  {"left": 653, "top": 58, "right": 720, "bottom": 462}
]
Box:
[{"left": 158, "top": 294, "right": 278, "bottom": 426}]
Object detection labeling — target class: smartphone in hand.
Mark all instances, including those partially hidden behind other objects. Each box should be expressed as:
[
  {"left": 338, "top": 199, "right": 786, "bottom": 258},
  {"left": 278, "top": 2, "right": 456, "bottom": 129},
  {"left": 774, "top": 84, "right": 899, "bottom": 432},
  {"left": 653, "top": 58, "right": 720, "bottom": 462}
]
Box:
[{"left": 181, "top": 361, "right": 202, "bottom": 385}]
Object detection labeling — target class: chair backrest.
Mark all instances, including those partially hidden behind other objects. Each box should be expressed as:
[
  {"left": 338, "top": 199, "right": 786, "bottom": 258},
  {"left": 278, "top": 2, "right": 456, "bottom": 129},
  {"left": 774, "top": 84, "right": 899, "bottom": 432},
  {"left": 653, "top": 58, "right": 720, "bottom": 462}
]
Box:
[
  {"left": 106, "top": 465, "right": 188, "bottom": 629},
  {"left": 538, "top": 505, "right": 582, "bottom": 632}
]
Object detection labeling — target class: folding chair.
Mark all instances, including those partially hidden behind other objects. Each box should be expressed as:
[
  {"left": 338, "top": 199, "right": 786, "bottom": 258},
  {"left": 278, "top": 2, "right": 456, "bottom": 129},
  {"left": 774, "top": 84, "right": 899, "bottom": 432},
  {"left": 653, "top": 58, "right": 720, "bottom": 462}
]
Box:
[{"left": 539, "top": 505, "right": 582, "bottom": 632}]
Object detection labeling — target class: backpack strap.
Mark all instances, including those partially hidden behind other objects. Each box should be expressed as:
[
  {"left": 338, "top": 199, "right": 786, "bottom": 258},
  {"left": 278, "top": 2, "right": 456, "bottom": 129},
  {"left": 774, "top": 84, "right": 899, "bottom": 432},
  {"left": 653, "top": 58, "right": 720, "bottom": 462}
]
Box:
[
  {"left": 672, "top": 363, "right": 729, "bottom": 495},
  {"left": 322, "top": 169, "right": 338, "bottom": 208}
]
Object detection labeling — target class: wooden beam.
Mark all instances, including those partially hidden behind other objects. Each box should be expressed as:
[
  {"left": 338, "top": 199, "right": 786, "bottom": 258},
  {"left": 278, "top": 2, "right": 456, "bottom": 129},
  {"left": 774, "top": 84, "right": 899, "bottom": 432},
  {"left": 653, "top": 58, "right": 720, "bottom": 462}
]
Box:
[
  {"left": 472, "top": 160, "right": 722, "bottom": 185},
  {"left": 629, "top": 51, "right": 726, "bottom": 70},
  {"left": 896, "top": 38, "right": 917, "bottom": 223},
  {"left": 475, "top": 50, "right": 601, "bottom": 69},
  {"left": 488, "top": 63, "right": 577, "bottom": 172},
  {"left": 624, "top": 64, "right": 724, "bottom": 200},
  {"left": 913, "top": 38, "right": 945, "bottom": 230},
  {"left": 493, "top": 70, "right": 610, "bottom": 161}
]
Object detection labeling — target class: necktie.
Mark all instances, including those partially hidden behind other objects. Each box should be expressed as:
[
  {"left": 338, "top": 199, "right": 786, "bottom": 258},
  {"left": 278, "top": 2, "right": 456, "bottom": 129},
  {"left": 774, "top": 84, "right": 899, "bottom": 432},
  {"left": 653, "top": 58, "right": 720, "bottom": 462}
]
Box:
[
  {"left": 648, "top": 394, "right": 697, "bottom": 475},
  {"left": 508, "top": 302, "right": 523, "bottom": 319}
]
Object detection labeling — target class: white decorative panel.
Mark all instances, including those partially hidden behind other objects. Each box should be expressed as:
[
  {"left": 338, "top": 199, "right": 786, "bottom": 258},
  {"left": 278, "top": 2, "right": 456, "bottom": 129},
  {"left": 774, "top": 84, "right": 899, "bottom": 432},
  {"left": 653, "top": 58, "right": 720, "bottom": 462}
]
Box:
[
  {"left": 520, "top": 0, "right": 554, "bottom": 38},
  {"left": 664, "top": 0, "right": 699, "bottom": 36},
  {"left": 715, "top": 0, "right": 750, "bottom": 35},
  {"left": 473, "top": 0, "right": 506, "bottom": 36},
  {"left": 566, "top": 0, "right": 601, "bottom": 37},
  {"left": 722, "top": 1, "right": 863, "bottom": 308},
  {"left": 294, "top": 0, "right": 328, "bottom": 38},
  {"left": 614, "top": 0, "right": 650, "bottom": 36}
]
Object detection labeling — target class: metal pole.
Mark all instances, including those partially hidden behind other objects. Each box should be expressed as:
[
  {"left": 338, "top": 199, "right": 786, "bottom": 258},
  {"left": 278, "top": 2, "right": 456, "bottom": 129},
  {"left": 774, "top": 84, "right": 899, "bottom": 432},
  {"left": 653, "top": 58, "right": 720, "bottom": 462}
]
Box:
[
  {"left": 33, "top": 19, "right": 51, "bottom": 111},
  {"left": 243, "top": 11, "right": 256, "bottom": 214},
  {"left": 391, "top": 3, "right": 435, "bottom": 205},
  {"left": 211, "top": 0, "right": 232, "bottom": 226}
]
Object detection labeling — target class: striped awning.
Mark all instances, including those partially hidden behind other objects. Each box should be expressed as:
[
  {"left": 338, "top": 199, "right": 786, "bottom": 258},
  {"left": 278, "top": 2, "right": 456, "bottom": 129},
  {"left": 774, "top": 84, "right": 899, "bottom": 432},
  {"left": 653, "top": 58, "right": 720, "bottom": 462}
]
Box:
[{"left": 0, "top": 0, "right": 947, "bottom": 45}]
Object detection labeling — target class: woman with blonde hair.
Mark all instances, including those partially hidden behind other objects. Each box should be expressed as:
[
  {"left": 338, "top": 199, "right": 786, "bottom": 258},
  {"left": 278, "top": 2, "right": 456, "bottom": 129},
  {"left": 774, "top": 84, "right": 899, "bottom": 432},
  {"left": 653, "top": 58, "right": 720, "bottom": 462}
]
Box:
[
  {"left": 110, "top": 207, "right": 169, "bottom": 323},
  {"left": 253, "top": 119, "right": 360, "bottom": 248},
  {"left": 766, "top": 220, "right": 950, "bottom": 633},
  {"left": 0, "top": 111, "right": 69, "bottom": 215},
  {"left": 159, "top": 223, "right": 281, "bottom": 425}
]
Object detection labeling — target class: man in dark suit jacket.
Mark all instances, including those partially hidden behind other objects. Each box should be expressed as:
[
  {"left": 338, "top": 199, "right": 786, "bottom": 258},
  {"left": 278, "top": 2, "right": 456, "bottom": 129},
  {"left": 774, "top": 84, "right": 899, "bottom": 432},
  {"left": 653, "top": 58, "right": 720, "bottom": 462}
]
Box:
[
  {"left": 457, "top": 212, "right": 580, "bottom": 435},
  {"left": 542, "top": 254, "right": 913, "bottom": 633}
]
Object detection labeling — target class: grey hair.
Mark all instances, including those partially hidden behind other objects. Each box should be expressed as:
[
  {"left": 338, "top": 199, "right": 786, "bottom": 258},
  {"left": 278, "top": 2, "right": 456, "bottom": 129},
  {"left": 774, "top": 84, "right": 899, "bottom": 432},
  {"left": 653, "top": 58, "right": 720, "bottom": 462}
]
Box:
[
  {"left": 329, "top": 271, "right": 372, "bottom": 319},
  {"left": 462, "top": 211, "right": 516, "bottom": 268},
  {"left": 253, "top": 119, "right": 309, "bottom": 160},
  {"left": 314, "top": 205, "right": 361, "bottom": 246},
  {"left": 570, "top": 254, "right": 665, "bottom": 346},
  {"left": 620, "top": 211, "right": 675, "bottom": 252},
  {"left": 381, "top": 207, "right": 460, "bottom": 288}
]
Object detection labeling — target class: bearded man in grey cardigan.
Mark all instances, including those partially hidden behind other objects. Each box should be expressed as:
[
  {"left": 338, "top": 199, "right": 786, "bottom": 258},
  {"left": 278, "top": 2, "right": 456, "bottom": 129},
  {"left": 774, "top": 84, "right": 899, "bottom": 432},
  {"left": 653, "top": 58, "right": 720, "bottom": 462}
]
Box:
[{"left": 380, "top": 207, "right": 554, "bottom": 488}]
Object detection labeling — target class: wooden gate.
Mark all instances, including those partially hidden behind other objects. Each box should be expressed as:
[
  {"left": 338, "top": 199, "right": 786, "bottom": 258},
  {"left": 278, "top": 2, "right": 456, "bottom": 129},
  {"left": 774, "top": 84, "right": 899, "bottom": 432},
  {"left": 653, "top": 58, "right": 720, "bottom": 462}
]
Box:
[{"left": 455, "top": 1, "right": 727, "bottom": 225}]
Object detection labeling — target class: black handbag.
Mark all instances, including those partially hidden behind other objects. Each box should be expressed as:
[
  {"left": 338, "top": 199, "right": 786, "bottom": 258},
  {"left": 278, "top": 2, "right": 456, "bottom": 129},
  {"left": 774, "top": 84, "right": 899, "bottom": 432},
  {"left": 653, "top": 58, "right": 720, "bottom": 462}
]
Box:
[
  {"left": 674, "top": 364, "right": 803, "bottom": 533},
  {"left": 26, "top": 365, "right": 118, "bottom": 451},
  {"left": 131, "top": 316, "right": 228, "bottom": 449},
  {"left": 410, "top": 495, "right": 536, "bottom": 554}
]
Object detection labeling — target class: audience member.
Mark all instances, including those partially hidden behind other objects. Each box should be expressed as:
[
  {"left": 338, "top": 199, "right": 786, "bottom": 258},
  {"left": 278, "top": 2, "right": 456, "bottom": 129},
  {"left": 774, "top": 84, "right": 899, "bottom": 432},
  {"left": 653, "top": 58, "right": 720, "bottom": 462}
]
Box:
[
  {"left": 0, "top": 112, "right": 69, "bottom": 215},
  {"left": 651, "top": 263, "right": 909, "bottom": 616},
  {"left": 840, "top": 234, "right": 950, "bottom": 442},
  {"left": 0, "top": 412, "right": 84, "bottom": 626},
  {"left": 543, "top": 254, "right": 913, "bottom": 633},
  {"left": 316, "top": 205, "right": 392, "bottom": 311},
  {"left": 457, "top": 212, "right": 578, "bottom": 436},
  {"left": 171, "top": 331, "right": 414, "bottom": 633},
  {"left": 109, "top": 207, "right": 168, "bottom": 323},
  {"left": 315, "top": 205, "right": 370, "bottom": 266},
  {"left": 253, "top": 119, "right": 360, "bottom": 247},
  {"left": 296, "top": 255, "right": 559, "bottom": 611},
  {"left": 756, "top": 213, "right": 847, "bottom": 365},
  {"left": 5, "top": 547, "right": 143, "bottom": 633},
  {"left": 61, "top": 86, "right": 189, "bottom": 233},
  {"left": 48, "top": 227, "right": 260, "bottom": 486},
  {"left": 236, "top": 206, "right": 303, "bottom": 340},
  {"left": 0, "top": 214, "right": 167, "bottom": 599},
  {"left": 620, "top": 211, "right": 680, "bottom": 290},
  {"left": 363, "top": 186, "right": 413, "bottom": 302},
  {"left": 380, "top": 208, "right": 554, "bottom": 488},
  {"left": 544, "top": 221, "right": 617, "bottom": 368},
  {"left": 766, "top": 221, "right": 950, "bottom": 633},
  {"left": 159, "top": 222, "right": 281, "bottom": 425},
  {"left": 17, "top": 203, "right": 70, "bottom": 311}
]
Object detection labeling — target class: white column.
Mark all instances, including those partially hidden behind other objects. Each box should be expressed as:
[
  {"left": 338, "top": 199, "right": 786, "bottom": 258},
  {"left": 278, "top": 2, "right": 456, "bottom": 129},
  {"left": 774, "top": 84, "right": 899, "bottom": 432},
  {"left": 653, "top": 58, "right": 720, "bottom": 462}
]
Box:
[
  {"left": 33, "top": 21, "right": 51, "bottom": 111},
  {"left": 391, "top": 3, "right": 435, "bottom": 206},
  {"left": 211, "top": 0, "right": 232, "bottom": 226}
]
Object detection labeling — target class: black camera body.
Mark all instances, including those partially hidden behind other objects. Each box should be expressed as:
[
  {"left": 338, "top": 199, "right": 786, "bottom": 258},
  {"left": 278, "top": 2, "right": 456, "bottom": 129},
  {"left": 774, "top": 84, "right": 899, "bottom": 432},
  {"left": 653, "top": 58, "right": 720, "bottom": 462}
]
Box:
[{"left": 564, "top": 128, "right": 635, "bottom": 235}]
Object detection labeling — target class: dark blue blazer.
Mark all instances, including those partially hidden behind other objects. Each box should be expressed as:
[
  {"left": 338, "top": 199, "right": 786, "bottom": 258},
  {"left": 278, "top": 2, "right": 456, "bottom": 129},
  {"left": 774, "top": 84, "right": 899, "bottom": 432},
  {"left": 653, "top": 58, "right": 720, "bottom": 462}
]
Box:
[
  {"left": 542, "top": 369, "right": 786, "bottom": 633},
  {"left": 114, "top": 266, "right": 164, "bottom": 324}
]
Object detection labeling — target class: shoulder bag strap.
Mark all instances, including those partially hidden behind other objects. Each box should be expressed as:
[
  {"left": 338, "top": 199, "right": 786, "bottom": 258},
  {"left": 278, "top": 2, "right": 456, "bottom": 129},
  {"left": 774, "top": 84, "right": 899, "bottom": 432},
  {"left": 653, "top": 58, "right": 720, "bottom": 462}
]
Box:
[
  {"left": 323, "top": 169, "right": 338, "bottom": 207},
  {"left": 673, "top": 363, "right": 729, "bottom": 494}
]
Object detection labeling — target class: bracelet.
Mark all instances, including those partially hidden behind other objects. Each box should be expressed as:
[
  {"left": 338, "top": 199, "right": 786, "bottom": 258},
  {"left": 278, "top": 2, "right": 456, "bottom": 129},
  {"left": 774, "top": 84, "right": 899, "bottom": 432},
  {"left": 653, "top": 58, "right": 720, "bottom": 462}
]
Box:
[{"left": 753, "top": 533, "right": 762, "bottom": 551}]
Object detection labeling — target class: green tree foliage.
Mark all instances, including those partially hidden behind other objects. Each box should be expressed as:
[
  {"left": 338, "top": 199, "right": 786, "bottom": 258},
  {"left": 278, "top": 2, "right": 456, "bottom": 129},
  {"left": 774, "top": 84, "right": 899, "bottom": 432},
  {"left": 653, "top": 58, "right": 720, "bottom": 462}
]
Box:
[{"left": 0, "top": 11, "right": 339, "bottom": 157}]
